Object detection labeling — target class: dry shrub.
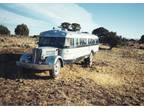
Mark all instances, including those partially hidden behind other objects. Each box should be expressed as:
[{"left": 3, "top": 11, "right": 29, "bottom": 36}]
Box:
[
  {"left": 0, "top": 36, "right": 36, "bottom": 48},
  {"left": 139, "top": 44, "right": 144, "bottom": 50},
  {"left": 0, "top": 38, "right": 5, "bottom": 42},
  {"left": 121, "top": 49, "right": 137, "bottom": 58},
  {"left": 121, "top": 48, "right": 144, "bottom": 61}
]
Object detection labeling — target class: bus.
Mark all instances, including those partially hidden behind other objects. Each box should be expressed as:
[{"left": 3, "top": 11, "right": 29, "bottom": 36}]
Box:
[{"left": 16, "top": 29, "right": 99, "bottom": 78}]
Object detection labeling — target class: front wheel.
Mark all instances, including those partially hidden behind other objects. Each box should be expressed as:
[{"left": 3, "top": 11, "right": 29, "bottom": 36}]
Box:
[{"left": 49, "top": 59, "right": 61, "bottom": 78}]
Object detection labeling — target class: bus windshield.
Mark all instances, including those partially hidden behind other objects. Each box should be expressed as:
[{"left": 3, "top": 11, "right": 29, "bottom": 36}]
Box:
[{"left": 39, "top": 37, "right": 66, "bottom": 48}]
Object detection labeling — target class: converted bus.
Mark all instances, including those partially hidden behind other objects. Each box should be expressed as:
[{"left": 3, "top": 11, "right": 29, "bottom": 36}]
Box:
[{"left": 17, "top": 29, "right": 99, "bottom": 78}]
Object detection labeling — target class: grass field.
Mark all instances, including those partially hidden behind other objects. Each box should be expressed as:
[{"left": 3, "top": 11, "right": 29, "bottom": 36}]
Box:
[{"left": 0, "top": 36, "right": 144, "bottom": 105}]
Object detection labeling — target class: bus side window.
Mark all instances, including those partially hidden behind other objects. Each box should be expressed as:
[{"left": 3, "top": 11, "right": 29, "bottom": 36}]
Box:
[
  {"left": 88, "top": 39, "right": 90, "bottom": 45},
  {"left": 93, "top": 39, "right": 95, "bottom": 45},
  {"left": 65, "top": 38, "right": 74, "bottom": 48},
  {"left": 80, "top": 38, "right": 83, "bottom": 46},
  {"left": 76, "top": 38, "right": 79, "bottom": 46},
  {"left": 89, "top": 39, "right": 94, "bottom": 45},
  {"left": 84, "top": 39, "right": 87, "bottom": 46},
  {"left": 70, "top": 38, "right": 74, "bottom": 47},
  {"left": 81, "top": 38, "right": 87, "bottom": 46},
  {"left": 95, "top": 39, "right": 99, "bottom": 45},
  {"left": 65, "top": 38, "right": 70, "bottom": 48}
]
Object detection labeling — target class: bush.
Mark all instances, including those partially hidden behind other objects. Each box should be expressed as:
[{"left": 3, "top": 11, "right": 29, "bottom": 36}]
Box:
[
  {"left": 139, "top": 44, "right": 144, "bottom": 49},
  {"left": 92, "top": 27, "right": 122, "bottom": 49},
  {"left": 120, "top": 37, "right": 129, "bottom": 46},
  {"left": 15, "top": 24, "right": 29, "bottom": 36},
  {"left": 106, "top": 32, "right": 121, "bottom": 50},
  {"left": 92, "top": 27, "right": 109, "bottom": 43},
  {"left": 139, "top": 35, "right": 144, "bottom": 44},
  {"left": 121, "top": 48, "right": 144, "bottom": 61},
  {"left": 92, "top": 27, "right": 109, "bottom": 37},
  {"left": 0, "top": 25, "right": 10, "bottom": 35},
  {"left": 121, "top": 49, "right": 138, "bottom": 58}
]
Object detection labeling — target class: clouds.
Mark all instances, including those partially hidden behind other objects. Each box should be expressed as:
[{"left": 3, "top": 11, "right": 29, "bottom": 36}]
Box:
[{"left": 0, "top": 3, "right": 97, "bottom": 35}]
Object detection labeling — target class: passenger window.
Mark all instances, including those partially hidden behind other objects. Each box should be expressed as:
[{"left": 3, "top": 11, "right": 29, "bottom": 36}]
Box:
[
  {"left": 88, "top": 39, "right": 95, "bottom": 45},
  {"left": 76, "top": 38, "right": 79, "bottom": 46},
  {"left": 70, "top": 38, "right": 74, "bottom": 46},
  {"left": 65, "top": 38, "right": 74, "bottom": 48},
  {"left": 65, "top": 38, "right": 70, "bottom": 48},
  {"left": 80, "top": 38, "right": 87, "bottom": 46},
  {"left": 96, "top": 39, "right": 99, "bottom": 44}
]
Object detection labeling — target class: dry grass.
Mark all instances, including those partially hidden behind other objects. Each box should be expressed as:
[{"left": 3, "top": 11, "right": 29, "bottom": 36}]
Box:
[
  {"left": 0, "top": 36, "right": 37, "bottom": 49},
  {"left": 0, "top": 36, "right": 144, "bottom": 105}
]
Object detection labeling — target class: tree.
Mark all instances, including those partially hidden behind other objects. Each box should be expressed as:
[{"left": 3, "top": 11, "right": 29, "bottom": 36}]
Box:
[
  {"left": 60, "top": 22, "right": 71, "bottom": 31},
  {"left": 0, "top": 25, "right": 10, "bottom": 35},
  {"left": 15, "top": 24, "right": 29, "bottom": 36},
  {"left": 71, "top": 23, "right": 81, "bottom": 31},
  {"left": 92, "top": 27, "right": 109, "bottom": 37},
  {"left": 92, "top": 27, "right": 109, "bottom": 43},
  {"left": 139, "top": 35, "right": 144, "bottom": 43},
  {"left": 120, "top": 37, "right": 129, "bottom": 46},
  {"left": 92, "top": 27, "right": 121, "bottom": 50},
  {"left": 106, "top": 32, "right": 121, "bottom": 50}
]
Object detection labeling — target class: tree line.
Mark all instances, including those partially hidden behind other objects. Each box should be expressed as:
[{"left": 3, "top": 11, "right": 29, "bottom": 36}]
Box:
[
  {"left": 0, "top": 24, "right": 29, "bottom": 36},
  {"left": 0, "top": 22, "right": 144, "bottom": 50}
]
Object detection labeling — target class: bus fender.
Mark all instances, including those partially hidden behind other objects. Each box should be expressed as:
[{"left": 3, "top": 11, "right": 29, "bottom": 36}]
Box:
[{"left": 45, "top": 56, "right": 64, "bottom": 67}]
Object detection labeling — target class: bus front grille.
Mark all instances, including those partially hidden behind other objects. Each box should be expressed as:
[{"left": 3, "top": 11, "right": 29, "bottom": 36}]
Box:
[{"left": 33, "top": 48, "right": 42, "bottom": 63}]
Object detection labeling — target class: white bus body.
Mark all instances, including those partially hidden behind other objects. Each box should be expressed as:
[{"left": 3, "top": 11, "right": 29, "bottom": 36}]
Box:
[
  {"left": 39, "top": 30, "right": 99, "bottom": 62},
  {"left": 17, "top": 30, "right": 99, "bottom": 78}
]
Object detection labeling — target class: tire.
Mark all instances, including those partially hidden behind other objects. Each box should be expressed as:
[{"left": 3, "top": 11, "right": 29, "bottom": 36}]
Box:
[
  {"left": 18, "top": 67, "right": 29, "bottom": 73},
  {"left": 83, "top": 52, "right": 93, "bottom": 67},
  {"left": 16, "top": 67, "right": 25, "bottom": 79},
  {"left": 89, "top": 52, "right": 93, "bottom": 67},
  {"left": 49, "top": 59, "right": 61, "bottom": 78}
]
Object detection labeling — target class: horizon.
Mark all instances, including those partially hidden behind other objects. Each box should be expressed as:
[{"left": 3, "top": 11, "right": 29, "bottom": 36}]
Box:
[{"left": 0, "top": 3, "right": 144, "bottom": 39}]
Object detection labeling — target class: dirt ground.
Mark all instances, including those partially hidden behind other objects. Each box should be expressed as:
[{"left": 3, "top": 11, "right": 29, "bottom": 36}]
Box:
[{"left": 0, "top": 36, "right": 144, "bottom": 105}]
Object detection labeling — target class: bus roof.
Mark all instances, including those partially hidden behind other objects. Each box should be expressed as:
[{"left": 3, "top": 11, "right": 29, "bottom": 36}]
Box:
[{"left": 40, "top": 30, "right": 98, "bottom": 39}]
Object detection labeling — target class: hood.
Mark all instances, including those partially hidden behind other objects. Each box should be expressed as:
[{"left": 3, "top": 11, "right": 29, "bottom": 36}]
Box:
[{"left": 36, "top": 47, "right": 58, "bottom": 59}]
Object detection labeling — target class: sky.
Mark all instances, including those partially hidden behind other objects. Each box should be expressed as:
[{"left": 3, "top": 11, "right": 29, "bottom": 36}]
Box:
[{"left": 0, "top": 3, "right": 144, "bottom": 39}]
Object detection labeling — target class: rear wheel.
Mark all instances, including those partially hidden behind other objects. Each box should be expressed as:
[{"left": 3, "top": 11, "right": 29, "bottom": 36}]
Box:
[
  {"left": 49, "top": 59, "right": 61, "bottom": 78},
  {"left": 83, "top": 52, "right": 93, "bottom": 67},
  {"left": 89, "top": 53, "right": 93, "bottom": 67}
]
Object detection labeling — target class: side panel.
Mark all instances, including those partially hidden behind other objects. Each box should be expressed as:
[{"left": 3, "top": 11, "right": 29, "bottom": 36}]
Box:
[{"left": 61, "top": 45, "right": 99, "bottom": 61}]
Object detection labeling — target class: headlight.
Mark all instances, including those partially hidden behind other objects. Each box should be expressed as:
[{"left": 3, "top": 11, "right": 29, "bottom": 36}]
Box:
[{"left": 20, "top": 53, "right": 32, "bottom": 63}]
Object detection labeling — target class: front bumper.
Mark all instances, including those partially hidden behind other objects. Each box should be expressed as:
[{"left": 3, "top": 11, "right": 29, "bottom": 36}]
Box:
[{"left": 16, "top": 61, "right": 53, "bottom": 70}]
